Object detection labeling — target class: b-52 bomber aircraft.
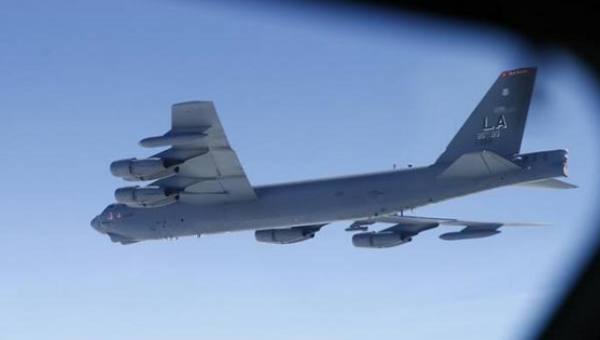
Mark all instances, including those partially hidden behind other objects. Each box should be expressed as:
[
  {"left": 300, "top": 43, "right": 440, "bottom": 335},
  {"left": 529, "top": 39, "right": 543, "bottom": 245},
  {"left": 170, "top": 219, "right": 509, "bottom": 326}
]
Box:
[{"left": 91, "top": 67, "right": 575, "bottom": 248}]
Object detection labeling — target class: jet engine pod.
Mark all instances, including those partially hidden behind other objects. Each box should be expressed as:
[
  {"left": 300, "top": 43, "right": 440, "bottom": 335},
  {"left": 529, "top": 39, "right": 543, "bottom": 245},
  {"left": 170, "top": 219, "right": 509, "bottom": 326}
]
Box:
[
  {"left": 114, "top": 186, "right": 176, "bottom": 207},
  {"left": 255, "top": 227, "right": 318, "bottom": 244},
  {"left": 110, "top": 158, "right": 171, "bottom": 181},
  {"left": 352, "top": 231, "right": 412, "bottom": 248}
]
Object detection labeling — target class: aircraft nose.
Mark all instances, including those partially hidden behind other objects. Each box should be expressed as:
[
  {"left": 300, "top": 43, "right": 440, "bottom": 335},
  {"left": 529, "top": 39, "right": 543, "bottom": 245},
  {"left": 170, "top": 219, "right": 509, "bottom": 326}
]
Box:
[{"left": 90, "top": 216, "right": 104, "bottom": 233}]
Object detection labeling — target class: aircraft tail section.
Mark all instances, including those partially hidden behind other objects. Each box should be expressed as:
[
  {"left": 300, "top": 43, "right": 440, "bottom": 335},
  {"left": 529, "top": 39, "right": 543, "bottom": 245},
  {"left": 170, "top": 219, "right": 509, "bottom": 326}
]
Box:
[
  {"left": 436, "top": 67, "right": 537, "bottom": 164},
  {"left": 437, "top": 150, "right": 521, "bottom": 180}
]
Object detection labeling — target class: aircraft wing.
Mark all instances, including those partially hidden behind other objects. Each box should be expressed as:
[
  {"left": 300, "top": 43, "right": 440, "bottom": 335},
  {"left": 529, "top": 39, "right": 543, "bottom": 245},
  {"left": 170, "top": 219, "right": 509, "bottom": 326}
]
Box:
[
  {"left": 141, "top": 101, "right": 257, "bottom": 205},
  {"left": 353, "top": 214, "right": 547, "bottom": 241},
  {"left": 370, "top": 215, "right": 548, "bottom": 227}
]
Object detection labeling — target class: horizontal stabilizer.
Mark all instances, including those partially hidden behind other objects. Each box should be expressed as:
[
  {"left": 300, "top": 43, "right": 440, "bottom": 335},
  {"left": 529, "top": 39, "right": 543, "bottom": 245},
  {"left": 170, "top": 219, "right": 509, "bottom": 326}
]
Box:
[
  {"left": 438, "top": 151, "right": 521, "bottom": 180},
  {"left": 514, "top": 178, "right": 578, "bottom": 189}
]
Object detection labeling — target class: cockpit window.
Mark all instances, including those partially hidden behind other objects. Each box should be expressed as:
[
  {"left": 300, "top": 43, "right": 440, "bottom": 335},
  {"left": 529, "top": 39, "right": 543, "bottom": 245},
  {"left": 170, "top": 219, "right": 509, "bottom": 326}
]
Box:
[
  {"left": 103, "top": 205, "right": 124, "bottom": 221},
  {"left": 108, "top": 211, "right": 124, "bottom": 220}
]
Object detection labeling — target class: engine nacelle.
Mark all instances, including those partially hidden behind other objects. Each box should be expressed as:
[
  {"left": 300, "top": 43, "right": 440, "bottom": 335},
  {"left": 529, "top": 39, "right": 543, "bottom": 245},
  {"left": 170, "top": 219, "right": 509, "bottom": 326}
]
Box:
[
  {"left": 255, "top": 228, "right": 317, "bottom": 244},
  {"left": 114, "top": 186, "right": 175, "bottom": 206},
  {"left": 352, "top": 231, "right": 412, "bottom": 248},
  {"left": 110, "top": 158, "right": 170, "bottom": 181}
]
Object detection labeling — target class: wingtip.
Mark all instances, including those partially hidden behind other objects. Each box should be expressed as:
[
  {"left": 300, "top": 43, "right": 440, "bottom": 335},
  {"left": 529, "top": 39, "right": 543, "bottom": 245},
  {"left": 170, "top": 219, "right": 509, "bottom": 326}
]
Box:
[
  {"left": 502, "top": 221, "right": 553, "bottom": 227},
  {"left": 171, "top": 100, "right": 214, "bottom": 108},
  {"left": 563, "top": 180, "right": 579, "bottom": 189}
]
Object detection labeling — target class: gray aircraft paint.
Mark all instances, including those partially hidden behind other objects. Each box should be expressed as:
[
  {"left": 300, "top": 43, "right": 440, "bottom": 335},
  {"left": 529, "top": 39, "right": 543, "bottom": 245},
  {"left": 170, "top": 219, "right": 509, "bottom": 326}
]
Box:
[{"left": 91, "top": 68, "right": 575, "bottom": 247}]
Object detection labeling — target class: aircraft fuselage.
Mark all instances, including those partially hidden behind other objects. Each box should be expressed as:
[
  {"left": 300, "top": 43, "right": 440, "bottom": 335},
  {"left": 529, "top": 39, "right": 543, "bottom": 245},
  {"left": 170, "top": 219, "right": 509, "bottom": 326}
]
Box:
[{"left": 91, "top": 153, "right": 566, "bottom": 242}]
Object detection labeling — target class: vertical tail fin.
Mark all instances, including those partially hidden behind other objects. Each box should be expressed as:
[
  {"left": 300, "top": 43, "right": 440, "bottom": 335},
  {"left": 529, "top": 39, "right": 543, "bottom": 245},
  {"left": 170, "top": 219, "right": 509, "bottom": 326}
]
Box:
[{"left": 436, "top": 67, "right": 537, "bottom": 164}]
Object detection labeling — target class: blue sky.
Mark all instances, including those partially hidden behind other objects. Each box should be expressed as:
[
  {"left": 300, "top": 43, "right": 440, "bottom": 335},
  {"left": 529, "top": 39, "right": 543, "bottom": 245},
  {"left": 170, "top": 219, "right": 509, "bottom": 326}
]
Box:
[{"left": 1, "top": 1, "right": 599, "bottom": 339}]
